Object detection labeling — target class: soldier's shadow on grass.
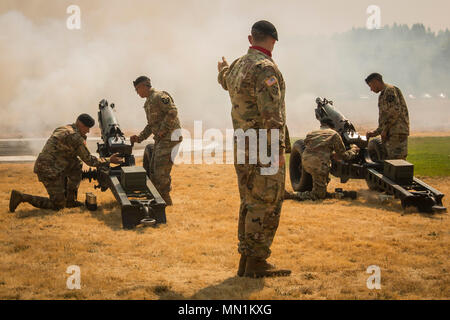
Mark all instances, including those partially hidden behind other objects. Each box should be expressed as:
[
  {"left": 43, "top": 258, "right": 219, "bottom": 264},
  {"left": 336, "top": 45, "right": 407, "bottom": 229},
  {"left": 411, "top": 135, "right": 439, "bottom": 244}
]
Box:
[
  {"left": 15, "top": 205, "right": 87, "bottom": 219},
  {"left": 150, "top": 276, "right": 265, "bottom": 300},
  {"left": 295, "top": 189, "right": 444, "bottom": 219},
  {"left": 15, "top": 208, "right": 58, "bottom": 219},
  {"left": 315, "top": 195, "right": 405, "bottom": 214},
  {"left": 88, "top": 200, "right": 124, "bottom": 231},
  {"left": 189, "top": 276, "right": 265, "bottom": 300},
  {"left": 286, "top": 188, "right": 408, "bottom": 214},
  {"left": 341, "top": 189, "right": 444, "bottom": 218},
  {"left": 89, "top": 200, "right": 159, "bottom": 232}
]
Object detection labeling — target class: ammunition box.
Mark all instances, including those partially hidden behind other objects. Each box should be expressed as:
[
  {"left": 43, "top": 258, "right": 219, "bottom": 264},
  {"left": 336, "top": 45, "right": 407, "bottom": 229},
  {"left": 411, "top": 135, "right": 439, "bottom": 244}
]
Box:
[
  {"left": 383, "top": 160, "right": 414, "bottom": 185},
  {"left": 121, "top": 167, "right": 147, "bottom": 191},
  {"left": 85, "top": 192, "right": 97, "bottom": 211}
]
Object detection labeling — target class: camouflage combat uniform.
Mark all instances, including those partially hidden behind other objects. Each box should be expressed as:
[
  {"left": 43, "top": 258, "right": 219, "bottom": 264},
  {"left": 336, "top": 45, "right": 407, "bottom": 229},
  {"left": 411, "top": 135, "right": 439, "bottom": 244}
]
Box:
[
  {"left": 373, "top": 84, "right": 410, "bottom": 159},
  {"left": 218, "top": 47, "right": 287, "bottom": 259},
  {"left": 137, "top": 88, "right": 182, "bottom": 204},
  {"left": 31, "top": 124, "right": 109, "bottom": 210},
  {"left": 296, "top": 128, "right": 358, "bottom": 200}
]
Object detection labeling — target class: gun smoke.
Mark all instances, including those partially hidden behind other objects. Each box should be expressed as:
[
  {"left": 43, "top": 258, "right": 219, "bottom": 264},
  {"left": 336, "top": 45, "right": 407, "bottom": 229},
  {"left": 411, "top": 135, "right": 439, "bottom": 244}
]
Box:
[{"left": 0, "top": 0, "right": 449, "bottom": 139}]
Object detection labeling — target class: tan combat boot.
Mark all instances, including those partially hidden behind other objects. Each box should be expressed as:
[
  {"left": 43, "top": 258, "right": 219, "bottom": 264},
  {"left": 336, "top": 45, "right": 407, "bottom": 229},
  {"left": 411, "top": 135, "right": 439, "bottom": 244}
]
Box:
[
  {"left": 66, "top": 190, "right": 83, "bottom": 208},
  {"left": 244, "top": 257, "right": 291, "bottom": 278},
  {"left": 284, "top": 190, "right": 297, "bottom": 200},
  {"left": 9, "top": 190, "right": 23, "bottom": 212},
  {"left": 237, "top": 255, "right": 247, "bottom": 277},
  {"left": 161, "top": 193, "right": 173, "bottom": 206}
]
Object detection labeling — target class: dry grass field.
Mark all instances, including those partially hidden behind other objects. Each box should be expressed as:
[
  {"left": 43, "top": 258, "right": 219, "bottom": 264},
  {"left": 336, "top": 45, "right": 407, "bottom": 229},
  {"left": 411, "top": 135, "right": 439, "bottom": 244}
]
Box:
[{"left": 0, "top": 159, "right": 449, "bottom": 300}]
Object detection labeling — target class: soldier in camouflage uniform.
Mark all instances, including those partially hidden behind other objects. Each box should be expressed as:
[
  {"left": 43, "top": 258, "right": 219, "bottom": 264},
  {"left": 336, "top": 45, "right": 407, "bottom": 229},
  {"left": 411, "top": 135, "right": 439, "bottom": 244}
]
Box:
[
  {"left": 365, "top": 73, "right": 410, "bottom": 159},
  {"left": 9, "top": 114, "right": 123, "bottom": 212},
  {"left": 218, "top": 21, "right": 291, "bottom": 278},
  {"left": 130, "top": 76, "right": 182, "bottom": 206},
  {"left": 288, "top": 121, "right": 359, "bottom": 201}
]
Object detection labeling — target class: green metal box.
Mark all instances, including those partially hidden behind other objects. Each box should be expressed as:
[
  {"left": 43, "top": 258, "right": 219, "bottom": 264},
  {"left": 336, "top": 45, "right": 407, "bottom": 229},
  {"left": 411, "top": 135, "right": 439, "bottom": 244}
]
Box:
[
  {"left": 383, "top": 159, "right": 414, "bottom": 185},
  {"left": 120, "top": 167, "right": 147, "bottom": 192}
]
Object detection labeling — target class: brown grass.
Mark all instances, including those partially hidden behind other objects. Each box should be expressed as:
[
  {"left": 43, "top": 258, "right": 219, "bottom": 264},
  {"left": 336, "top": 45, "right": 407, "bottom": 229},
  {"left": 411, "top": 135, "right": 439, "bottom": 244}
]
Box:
[{"left": 0, "top": 160, "right": 449, "bottom": 300}]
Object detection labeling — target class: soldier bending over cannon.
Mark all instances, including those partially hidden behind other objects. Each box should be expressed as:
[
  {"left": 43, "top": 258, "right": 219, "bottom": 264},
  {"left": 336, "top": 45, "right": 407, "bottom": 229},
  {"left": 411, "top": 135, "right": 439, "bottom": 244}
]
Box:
[
  {"left": 285, "top": 119, "right": 359, "bottom": 201},
  {"left": 365, "top": 73, "right": 410, "bottom": 160}
]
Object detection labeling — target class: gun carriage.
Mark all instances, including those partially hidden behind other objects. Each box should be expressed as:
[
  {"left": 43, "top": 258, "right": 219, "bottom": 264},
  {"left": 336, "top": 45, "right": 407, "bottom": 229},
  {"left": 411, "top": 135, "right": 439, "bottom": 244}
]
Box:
[
  {"left": 82, "top": 99, "right": 167, "bottom": 229},
  {"left": 289, "top": 98, "right": 446, "bottom": 213}
]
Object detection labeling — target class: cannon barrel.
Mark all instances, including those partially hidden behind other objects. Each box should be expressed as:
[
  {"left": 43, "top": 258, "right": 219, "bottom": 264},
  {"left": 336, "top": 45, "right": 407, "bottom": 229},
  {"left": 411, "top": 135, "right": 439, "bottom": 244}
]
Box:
[
  {"left": 97, "top": 99, "right": 132, "bottom": 157},
  {"left": 315, "top": 97, "right": 367, "bottom": 148}
]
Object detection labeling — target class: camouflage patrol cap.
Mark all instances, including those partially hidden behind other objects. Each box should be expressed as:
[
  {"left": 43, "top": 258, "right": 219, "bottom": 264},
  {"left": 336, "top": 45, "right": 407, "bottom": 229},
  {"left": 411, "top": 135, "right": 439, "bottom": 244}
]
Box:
[
  {"left": 252, "top": 20, "right": 278, "bottom": 41},
  {"left": 77, "top": 113, "right": 95, "bottom": 128}
]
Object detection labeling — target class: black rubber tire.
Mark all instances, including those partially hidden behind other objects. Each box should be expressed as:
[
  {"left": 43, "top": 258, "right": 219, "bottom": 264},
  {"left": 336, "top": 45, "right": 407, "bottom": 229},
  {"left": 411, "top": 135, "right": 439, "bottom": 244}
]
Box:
[
  {"left": 366, "top": 137, "right": 385, "bottom": 191},
  {"left": 143, "top": 144, "right": 154, "bottom": 178},
  {"left": 367, "top": 137, "right": 385, "bottom": 162},
  {"left": 289, "top": 139, "right": 313, "bottom": 192}
]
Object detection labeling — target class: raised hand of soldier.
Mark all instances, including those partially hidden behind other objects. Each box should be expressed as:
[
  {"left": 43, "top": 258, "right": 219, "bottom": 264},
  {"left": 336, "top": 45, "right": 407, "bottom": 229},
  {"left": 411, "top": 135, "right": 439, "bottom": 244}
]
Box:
[
  {"left": 218, "top": 56, "right": 229, "bottom": 72},
  {"left": 130, "top": 135, "right": 139, "bottom": 146},
  {"left": 110, "top": 153, "right": 124, "bottom": 164}
]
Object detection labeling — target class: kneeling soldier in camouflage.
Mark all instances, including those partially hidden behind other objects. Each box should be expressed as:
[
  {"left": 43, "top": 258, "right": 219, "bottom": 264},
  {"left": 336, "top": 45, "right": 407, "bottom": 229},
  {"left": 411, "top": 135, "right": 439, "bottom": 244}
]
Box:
[
  {"left": 287, "top": 120, "right": 359, "bottom": 201},
  {"left": 9, "top": 114, "right": 123, "bottom": 212}
]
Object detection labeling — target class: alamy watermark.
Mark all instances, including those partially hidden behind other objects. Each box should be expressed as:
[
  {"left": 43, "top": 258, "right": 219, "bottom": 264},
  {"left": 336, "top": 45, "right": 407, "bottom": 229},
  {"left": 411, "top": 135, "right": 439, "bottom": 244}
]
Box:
[
  {"left": 170, "top": 121, "right": 281, "bottom": 175},
  {"left": 366, "top": 5, "right": 382, "bottom": 30},
  {"left": 366, "top": 265, "right": 381, "bottom": 289},
  {"left": 66, "top": 5, "right": 81, "bottom": 30},
  {"left": 66, "top": 265, "right": 81, "bottom": 290}
]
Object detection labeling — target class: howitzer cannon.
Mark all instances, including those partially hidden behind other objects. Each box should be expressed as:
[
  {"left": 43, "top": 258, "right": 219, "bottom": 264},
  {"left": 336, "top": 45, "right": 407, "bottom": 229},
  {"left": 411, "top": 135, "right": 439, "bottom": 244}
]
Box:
[
  {"left": 81, "top": 99, "right": 167, "bottom": 229},
  {"left": 289, "top": 97, "right": 446, "bottom": 213}
]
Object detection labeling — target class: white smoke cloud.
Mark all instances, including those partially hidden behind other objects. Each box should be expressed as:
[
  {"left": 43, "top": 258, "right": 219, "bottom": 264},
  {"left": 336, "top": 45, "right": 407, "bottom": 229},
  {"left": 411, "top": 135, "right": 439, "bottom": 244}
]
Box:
[{"left": 0, "top": 1, "right": 449, "bottom": 139}]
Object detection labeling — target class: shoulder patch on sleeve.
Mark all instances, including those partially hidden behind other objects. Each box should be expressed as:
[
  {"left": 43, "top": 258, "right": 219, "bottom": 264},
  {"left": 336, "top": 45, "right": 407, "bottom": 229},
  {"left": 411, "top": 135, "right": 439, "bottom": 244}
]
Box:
[
  {"left": 265, "top": 76, "right": 278, "bottom": 87},
  {"left": 161, "top": 97, "right": 170, "bottom": 104},
  {"left": 161, "top": 91, "right": 174, "bottom": 104}
]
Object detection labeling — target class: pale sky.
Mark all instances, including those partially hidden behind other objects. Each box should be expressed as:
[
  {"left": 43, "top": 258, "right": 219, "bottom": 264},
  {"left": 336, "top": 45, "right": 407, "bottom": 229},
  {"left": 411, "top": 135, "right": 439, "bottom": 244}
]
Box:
[{"left": 1, "top": 0, "right": 449, "bottom": 35}]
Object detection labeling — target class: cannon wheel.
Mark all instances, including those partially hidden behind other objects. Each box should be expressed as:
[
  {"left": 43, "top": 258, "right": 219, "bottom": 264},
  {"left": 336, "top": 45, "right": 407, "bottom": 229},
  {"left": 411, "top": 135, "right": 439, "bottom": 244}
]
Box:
[
  {"left": 143, "top": 143, "right": 154, "bottom": 178},
  {"left": 365, "top": 137, "right": 385, "bottom": 191},
  {"left": 289, "top": 139, "right": 313, "bottom": 192},
  {"left": 367, "top": 137, "right": 385, "bottom": 162}
]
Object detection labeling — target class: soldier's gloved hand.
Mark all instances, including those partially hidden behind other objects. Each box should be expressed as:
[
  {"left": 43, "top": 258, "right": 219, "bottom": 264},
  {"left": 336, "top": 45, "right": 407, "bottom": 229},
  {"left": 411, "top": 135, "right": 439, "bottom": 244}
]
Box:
[
  {"left": 218, "top": 56, "right": 229, "bottom": 72},
  {"left": 350, "top": 145, "right": 360, "bottom": 159},
  {"left": 130, "top": 135, "right": 140, "bottom": 146},
  {"left": 110, "top": 153, "right": 124, "bottom": 164}
]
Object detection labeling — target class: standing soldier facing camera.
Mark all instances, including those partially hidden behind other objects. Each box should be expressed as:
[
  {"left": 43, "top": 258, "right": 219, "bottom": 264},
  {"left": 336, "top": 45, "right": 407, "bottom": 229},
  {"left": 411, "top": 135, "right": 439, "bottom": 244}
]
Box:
[
  {"left": 365, "top": 73, "right": 410, "bottom": 160},
  {"left": 9, "top": 114, "right": 123, "bottom": 212},
  {"left": 217, "top": 20, "right": 291, "bottom": 278},
  {"left": 130, "top": 76, "right": 182, "bottom": 206}
]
